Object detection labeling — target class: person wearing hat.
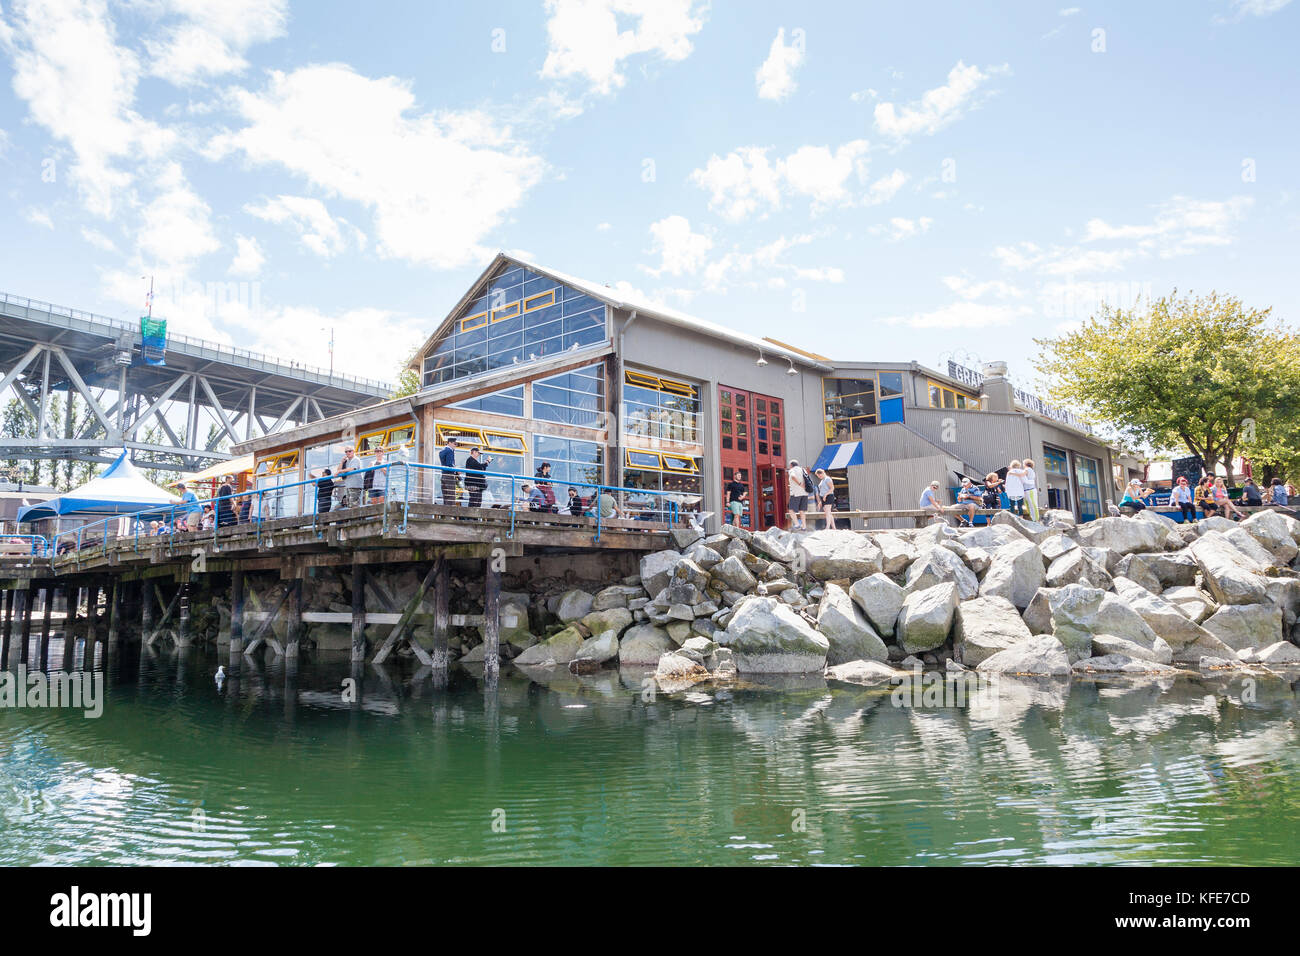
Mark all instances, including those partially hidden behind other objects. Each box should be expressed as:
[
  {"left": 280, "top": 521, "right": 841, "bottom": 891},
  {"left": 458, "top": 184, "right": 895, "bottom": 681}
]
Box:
[
  {"left": 177, "top": 482, "right": 202, "bottom": 531},
  {"left": 955, "top": 476, "right": 982, "bottom": 526},
  {"left": 1169, "top": 475, "right": 1196, "bottom": 522},
  {"left": 1119, "top": 478, "right": 1149, "bottom": 514},
  {"left": 786, "top": 459, "right": 810, "bottom": 531},
  {"left": 439, "top": 436, "right": 461, "bottom": 506},
  {"left": 919, "top": 480, "right": 947, "bottom": 523},
  {"left": 340, "top": 445, "right": 365, "bottom": 509}
]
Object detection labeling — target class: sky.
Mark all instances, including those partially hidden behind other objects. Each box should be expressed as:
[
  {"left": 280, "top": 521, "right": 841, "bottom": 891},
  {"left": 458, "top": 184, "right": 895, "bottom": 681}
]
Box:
[{"left": 1, "top": 0, "right": 1297, "bottom": 390}]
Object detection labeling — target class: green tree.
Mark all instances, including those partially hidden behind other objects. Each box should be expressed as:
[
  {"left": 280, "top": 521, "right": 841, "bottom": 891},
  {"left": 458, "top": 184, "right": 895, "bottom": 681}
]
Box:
[
  {"left": 1035, "top": 290, "right": 1300, "bottom": 483},
  {"left": 392, "top": 345, "right": 421, "bottom": 398}
]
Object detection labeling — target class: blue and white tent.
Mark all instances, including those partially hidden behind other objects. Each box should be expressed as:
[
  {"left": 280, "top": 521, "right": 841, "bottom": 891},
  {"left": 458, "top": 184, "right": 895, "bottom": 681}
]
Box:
[
  {"left": 811, "top": 441, "right": 865, "bottom": 473},
  {"left": 16, "top": 452, "right": 178, "bottom": 523}
]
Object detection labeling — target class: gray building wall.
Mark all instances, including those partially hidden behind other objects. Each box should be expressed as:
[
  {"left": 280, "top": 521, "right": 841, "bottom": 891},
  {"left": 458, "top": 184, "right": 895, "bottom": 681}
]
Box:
[{"left": 848, "top": 452, "right": 964, "bottom": 529}]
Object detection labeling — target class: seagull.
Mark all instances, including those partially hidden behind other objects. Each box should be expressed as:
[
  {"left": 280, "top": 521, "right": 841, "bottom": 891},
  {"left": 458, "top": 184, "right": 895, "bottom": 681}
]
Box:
[
  {"left": 687, "top": 511, "right": 713, "bottom": 533},
  {"left": 215, "top": 665, "right": 226, "bottom": 688}
]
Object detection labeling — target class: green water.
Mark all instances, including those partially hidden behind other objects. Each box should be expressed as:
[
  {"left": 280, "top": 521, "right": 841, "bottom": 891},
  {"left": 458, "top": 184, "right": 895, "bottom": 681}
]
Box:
[{"left": 1, "top": 636, "right": 1298, "bottom": 865}]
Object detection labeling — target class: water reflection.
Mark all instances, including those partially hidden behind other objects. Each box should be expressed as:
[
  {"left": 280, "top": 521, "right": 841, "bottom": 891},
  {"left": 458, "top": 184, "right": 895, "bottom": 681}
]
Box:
[{"left": 0, "top": 637, "right": 1297, "bottom": 866}]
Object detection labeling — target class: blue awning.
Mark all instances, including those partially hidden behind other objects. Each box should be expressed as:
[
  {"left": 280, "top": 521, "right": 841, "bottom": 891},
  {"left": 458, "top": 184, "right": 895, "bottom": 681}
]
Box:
[{"left": 812, "top": 441, "right": 864, "bottom": 472}]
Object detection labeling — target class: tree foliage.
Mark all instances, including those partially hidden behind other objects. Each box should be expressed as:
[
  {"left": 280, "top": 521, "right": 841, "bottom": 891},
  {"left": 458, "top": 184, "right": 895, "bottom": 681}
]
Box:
[
  {"left": 1035, "top": 290, "right": 1300, "bottom": 482},
  {"left": 392, "top": 346, "right": 421, "bottom": 398}
]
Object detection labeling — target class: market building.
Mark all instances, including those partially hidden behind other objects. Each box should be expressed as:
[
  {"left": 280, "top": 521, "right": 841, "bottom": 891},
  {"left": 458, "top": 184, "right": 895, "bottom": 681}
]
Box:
[{"left": 232, "top": 254, "right": 1123, "bottom": 529}]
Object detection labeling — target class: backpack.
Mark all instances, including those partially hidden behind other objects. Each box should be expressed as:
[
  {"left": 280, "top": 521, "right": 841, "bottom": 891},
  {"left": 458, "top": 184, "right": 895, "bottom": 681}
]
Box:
[{"left": 803, "top": 469, "right": 816, "bottom": 494}]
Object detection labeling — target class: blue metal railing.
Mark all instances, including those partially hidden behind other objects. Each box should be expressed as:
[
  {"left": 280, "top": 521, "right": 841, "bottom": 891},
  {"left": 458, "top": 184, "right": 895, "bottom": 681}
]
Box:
[
  {"left": 1, "top": 534, "right": 50, "bottom": 557},
  {"left": 42, "top": 460, "right": 690, "bottom": 559}
]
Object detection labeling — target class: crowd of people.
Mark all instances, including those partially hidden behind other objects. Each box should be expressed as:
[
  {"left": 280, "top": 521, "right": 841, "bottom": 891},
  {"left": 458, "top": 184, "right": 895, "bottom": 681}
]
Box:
[{"left": 919, "top": 458, "right": 1042, "bottom": 527}]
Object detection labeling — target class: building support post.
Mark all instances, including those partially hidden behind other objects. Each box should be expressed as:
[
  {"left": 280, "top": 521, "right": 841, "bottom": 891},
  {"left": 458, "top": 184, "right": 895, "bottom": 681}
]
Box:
[
  {"left": 432, "top": 558, "right": 449, "bottom": 670},
  {"left": 176, "top": 582, "right": 192, "bottom": 648},
  {"left": 285, "top": 577, "right": 303, "bottom": 665},
  {"left": 141, "top": 580, "right": 155, "bottom": 639},
  {"left": 107, "top": 580, "right": 121, "bottom": 646},
  {"left": 483, "top": 554, "right": 501, "bottom": 686},
  {"left": 229, "top": 569, "right": 245, "bottom": 665},
  {"left": 17, "top": 585, "right": 33, "bottom": 667},
  {"left": 83, "top": 584, "right": 99, "bottom": 670},
  {"left": 38, "top": 586, "right": 53, "bottom": 668},
  {"left": 350, "top": 558, "right": 367, "bottom": 663}
]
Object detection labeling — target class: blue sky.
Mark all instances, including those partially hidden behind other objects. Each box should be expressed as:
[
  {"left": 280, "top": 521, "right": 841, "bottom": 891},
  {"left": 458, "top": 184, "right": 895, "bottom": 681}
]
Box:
[{"left": 1, "top": 0, "right": 1296, "bottom": 387}]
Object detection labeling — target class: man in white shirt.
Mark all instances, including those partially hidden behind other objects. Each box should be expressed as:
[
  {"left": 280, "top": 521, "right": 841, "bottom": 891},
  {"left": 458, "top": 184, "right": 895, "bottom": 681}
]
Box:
[
  {"left": 787, "top": 459, "right": 810, "bottom": 531},
  {"left": 1022, "top": 458, "right": 1040, "bottom": 521}
]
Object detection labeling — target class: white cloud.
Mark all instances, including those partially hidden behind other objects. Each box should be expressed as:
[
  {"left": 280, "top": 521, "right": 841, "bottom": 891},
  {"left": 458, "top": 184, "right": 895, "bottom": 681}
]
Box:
[
  {"left": 539, "top": 0, "right": 707, "bottom": 96},
  {"left": 865, "top": 168, "right": 907, "bottom": 205},
  {"left": 1217, "top": 0, "right": 1292, "bottom": 21},
  {"left": 1059, "top": 7, "right": 1081, "bottom": 15},
  {"left": 24, "top": 207, "right": 53, "bottom": 229},
  {"left": 792, "top": 266, "right": 844, "bottom": 282},
  {"left": 883, "top": 300, "right": 1031, "bottom": 329},
  {"left": 643, "top": 214, "right": 712, "bottom": 277},
  {"left": 873, "top": 61, "right": 1004, "bottom": 140},
  {"left": 1083, "top": 195, "right": 1253, "bottom": 257},
  {"left": 136, "top": 162, "right": 221, "bottom": 267},
  {"left": 690, "top": 140, "right": 872, "bottom": 220},
  {"left": 874, "top": 216, "right": 933, "bottom": 241},
  {"left": 245, "top": 194, "right": 354, "bottom": 258},
  {"left": 596, "top": 221, "right": 612, "bottom": 231},
  {"left": 144, "top": 0, "right": 288, "bottom": 86},
  {"left": 212, "top": 64, "right": 545, "bottom": 269},
  {"left": 941, "top": 275, "right": 1024, "bottom": 299},
  {"left": 228, "top": 234, "right": 265, "bottom": 277},
  {"left": 755, "top": 27, "right": 804, "bottom": 101},
  {"left": 849, "top": 88, "right": 878, "bottom": 103},
  {"left": 80, "top": 226, "right": 118, "bottom": 252}
]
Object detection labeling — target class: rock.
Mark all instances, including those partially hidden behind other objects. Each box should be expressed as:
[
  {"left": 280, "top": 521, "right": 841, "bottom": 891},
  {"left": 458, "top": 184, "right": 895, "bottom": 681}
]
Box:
[
  {"left": 1202, "top": 604, "right": 1284, "bottom": 650},
  {"left": 979, "top": 538, "right": 1046, "bottom": 609},
  {"left": 480, "top": 594, "right": 532, "bottom": 649},
  {"left": 581, "top": 607, "right": 633, "bottom": 639},
  {"left": 1042, "top": 509, "right": 1077, "bottom": 530},
  {"left": 1071, "top": 654, "right": 1180, "bottom": 674},
  {"left": 718, "top": 522, "right": 752, "bottom": 542},
  {"left": 750, "top": 527, "right": 800, "bottom": 563},
  {"left": 899, "top": 655, "right": 923, "bottom": 669},
  {"left": 896, "top": 582, "right": 960, "bottom": 654},
  {"left": 654, "top": 652, "right": 709, "bottom": 681},
  {"left": 683, "top": 543, "right": 723, "bottom": 570},
  {"left": 1039, "top": 534, "right": 1078, "bottom": 565},
  {"left": 618, "top": 624, "right": 674, "bottom": 665},
  {"left": 1110, "top": 577, "right": 1234, "bottom": 663},
  {"left": 1081, "top": 546, "right": 1121, "bottom": 575},
  {"left": 962, "top": 546, "right": 993, "bottom": 577},
  {"left": 976, "top": 635, "right": 1071, "bottom": 676},
  {"left": 1225, "top": 527, "right": 1280, "bottom": 570},
  {"left": 825, "top": 659, "right": 904, "bottom": 684},
  {"left": 958, "top": 524, "right": 1024, "bottom": 550},
  {"left": 906, "top": 546, "right": 979, "bottom": 599},
  {"left": 1023, "top": 587, "right": 1057, "bottom": 634},
  {"left": 1256, "top": 641, "right": 1300, "bottom": 664},
  {"left": 1075, "top": 516, "right": 1164, "bottom": 555},
  {"left": 670, "top": 525, "right": 704, "bottom": 549},
  {"left": 710, "top": 554, "right": 758, "bottom": 594},
  {"left": 691, "top": 617, "right": 719, "bottom": 639},
  {"left": 555, "top": 588, "right": 595, "bottom": 623},
  {"left": 1091, "top": 633, "right": 1173, "bottom": 664},
  {"left": 1047, "top": 584, "right": 1107, "bottom": 662},
  {"left": 1161, "top": 585, "right": 1217, "bottom": 623},
  {"left": 797, "top": 529, "right": 883, "bottom": 580},
  {"left": 1189, "top": 532, "right": 1269, "bottom": 606},
  {"left": 779, "top": 588, "right": 804, "bottom": 605},
  {"left": 666, "top": 621, "right": 692, "bottom": 646},
  {"left": 946, "top": 659, "right": 969, "bottom": 672},
  {"left": 718, "top": 597, "right": 830, "bottom": 673},
  {"left": 874, "top": 533, "right": 917, "bottom": 574},
  {"left": 1115, "top": 551, "right": 1197, "bottom": 592},
  {"left": 816, "top": 583, "right": 888, "bottom": 665},
  {"left": 1045, "top": 548, "right": 1113, "bottom": 590},
  {"left": 954, "top": 595, "right": 1033, "bottom": 666},
  {"left": 667, "top": 604, "right": 694, "bottom": 621},
  {"left": 512, "top": 625, "right": 586, "bottom": 666},
  {"left": 849, "top": 573, "right": 906, "bottom": 637},
  {"left": 639, "top": 550, "right": 683, "bottom": 598},
  {"left": 573, "top": 630, "right": 619, "bottom": 665},
  {"left": 670, "top": 559, "right": 711, "bottom": 591},
  {"left": 1264, "top": 577, "right": 1300, "bottom": 627},
  {"left": 990, "top": 511, "right": 1055, "bottom": 543},
  {"left": 590, "top": 585, "right": 635, "bottom": 611}
]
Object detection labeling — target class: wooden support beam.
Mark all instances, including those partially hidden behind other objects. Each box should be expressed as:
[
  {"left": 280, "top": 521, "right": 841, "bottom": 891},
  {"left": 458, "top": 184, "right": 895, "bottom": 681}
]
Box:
[
  {"left": 18, "top": 586, "right": 34, "bottom": 666},
  {"left": 0, "top": 589, "right": 11, "bottom": 668},
  {"left": 371, "top": 561, "right": 440, "bottom": 666},
  {"left": 483, "top": 554, "right": 501, "bottom": 685},
  {"left": 285, "top": 578, "right": 303, "bottom": 662},
  {"left": 229, "top": 569, "right": 245, "bottom": 664},
  {"left": 2, "top": 590, "right": 12, "bottom": 662},
  {"left": 177, "top": 582, "right": 191, "bottom": 646},
  {"left": 107, "top": 580, "right": 121, "bottom": 645},
  {"left": 38, "top": 586, "right": 53, "bottom": 667},
  {"left": 432, "top": 557, "right": 449, "bottom": 670},
  {"left": 350, "top": 559, "right": 367, "bottom": 663},
  {"left": 244, "top": 582, "right": 292, "bottom": 658},
  {"left": 83, "top": 585, "right": 99, "bottom": 670},
  {"left": 141, "top": 580, "right": 156, "bottom": 635}
]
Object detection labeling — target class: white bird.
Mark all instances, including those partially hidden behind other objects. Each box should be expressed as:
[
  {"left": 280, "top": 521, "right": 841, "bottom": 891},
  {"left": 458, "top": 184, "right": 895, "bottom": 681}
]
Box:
[
  {"left": 687, "top": 511, "right": 713, "bottom": 533},
  {"left": 215, "top": 665, "right": 226, "bottom": 688}
]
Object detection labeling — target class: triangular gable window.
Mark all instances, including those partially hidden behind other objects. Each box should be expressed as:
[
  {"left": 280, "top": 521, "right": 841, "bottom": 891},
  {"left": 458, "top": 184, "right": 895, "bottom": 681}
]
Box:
[{"left": 421, "top": 265, "right": 607, "bottom": 389}]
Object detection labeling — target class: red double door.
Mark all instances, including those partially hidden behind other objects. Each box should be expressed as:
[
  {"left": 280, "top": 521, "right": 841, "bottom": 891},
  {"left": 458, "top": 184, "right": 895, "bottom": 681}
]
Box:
[{"left": 719, "top": 386, "right": 787, "bottom": 530}]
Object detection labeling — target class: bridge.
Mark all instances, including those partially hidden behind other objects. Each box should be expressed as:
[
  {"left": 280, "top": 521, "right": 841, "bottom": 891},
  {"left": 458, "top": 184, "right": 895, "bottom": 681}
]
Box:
[{"left": 0, "top": 291, "right": 394, "bottom": 472}]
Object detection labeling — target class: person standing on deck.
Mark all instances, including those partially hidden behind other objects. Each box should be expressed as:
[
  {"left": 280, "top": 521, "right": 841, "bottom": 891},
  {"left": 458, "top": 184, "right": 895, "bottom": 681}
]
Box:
[
  {"left": 815, "top": 468, "right": 836, "bottom": 529},
  {"left": 316, "top": 468, "right": 334, "bottom": 515},
  {"left": 369, "top": 451, "right": 388, "bottom": 505},
  {"left": 725, "top": 475, "right": 748, "bottom": 526},
  {"left": 787, "top": 459, "right": 810, "bottom": 531},
  {"left": 216, "top": 476, "right": 237, "bottom": 527},
  {"left": 464, "top": 446, "right": 490, "bottom": 509},
  {"left": 439, "top": 437, "right": 460, "bottom": 506},
  {"left": 339, "top": 446, "right": 365, "bottom": 509},
  {"left": 1022, "top": 458, "right": 1040, "bottom": 521},
  {"left": 177, "top": 483, "right": 202, "bottom": 531}
]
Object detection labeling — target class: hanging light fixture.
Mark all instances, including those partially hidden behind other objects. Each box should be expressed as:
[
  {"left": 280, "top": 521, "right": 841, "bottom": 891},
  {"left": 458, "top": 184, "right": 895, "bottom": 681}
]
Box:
[
  {"left": 756, "top": 350, "right": 768, "bottom": 368},
  {"left": 786, "top": 358, "right": 798, "bottom": 376}
]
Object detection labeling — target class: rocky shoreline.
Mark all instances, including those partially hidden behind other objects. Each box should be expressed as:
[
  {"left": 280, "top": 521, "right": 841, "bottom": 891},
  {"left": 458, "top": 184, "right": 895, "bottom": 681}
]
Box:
[{"left": 493, "top": 508, "right": 1300, "bottom": 690}]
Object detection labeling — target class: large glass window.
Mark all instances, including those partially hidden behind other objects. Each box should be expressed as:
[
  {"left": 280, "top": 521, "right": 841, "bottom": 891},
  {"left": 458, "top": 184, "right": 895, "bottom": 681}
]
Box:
[
  {"left": 622, "top": 370, "right": 701, "bottom": 443},
  {"left": 927, "top": 380, "right": 981, "bottom": 411},
  {"left": 823, "top": 377, "right": 877, "bottom": 442},
  {"left": 422, "top": 266, "right": 607, "bottom": 389},
  {"left": 1074, "top": 454, "right": 1102, "bottom": 522},
  {"left": 448, "top": 384, "right": 525, "bottom": 418},
  {"left": 533, "top": 434, "right": 603, "bottom": 505},
  {"left": 254, "top": 451, "right": 301, "bottom": 519},
  {"left": 533, "top": 363, "right": 604, "bottom": 427},
  {"left": 433, "top": 424, "right": 528, "bottom": 506},
  {"left": 623, "top": 448, "right": 703, "bottom": 521}
]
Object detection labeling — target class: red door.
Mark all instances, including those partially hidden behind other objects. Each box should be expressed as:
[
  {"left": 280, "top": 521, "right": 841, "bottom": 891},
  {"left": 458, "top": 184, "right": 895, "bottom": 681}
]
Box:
[{"left": 720, "top": 386, "right": 786, "bottom": 530}]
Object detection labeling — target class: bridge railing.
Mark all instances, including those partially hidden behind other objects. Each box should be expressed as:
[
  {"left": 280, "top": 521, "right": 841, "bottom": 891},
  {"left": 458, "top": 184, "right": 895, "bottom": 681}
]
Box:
[{"left": 44, "top": 460, "right": 693, "bottom": 562}]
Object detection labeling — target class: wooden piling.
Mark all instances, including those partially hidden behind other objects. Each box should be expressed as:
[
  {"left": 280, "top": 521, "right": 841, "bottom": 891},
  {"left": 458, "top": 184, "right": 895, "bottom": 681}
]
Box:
[
  {"left": 2, "top": 590, "right": 12, "bottom": 661},
  {"left": 107, "top": 580, "right": 121, "bottom": 645},
  {"left": 176, "top": 582, "right": 192, "bottom": 647},
  {"left": 38, "top": 586, "right": 53, "bottom": 667},
  {"left": 483, "top": 555, "right": 501, "bottom": 685},
  {"left": 229, "top": 568, "right": 245, "bottom": 663},
  {"left": 285, "top": 577, "right": 303, "bottom": 663},
  {"left": 17, "top": 586, "right": 32, "bottom": 667},
  {"left": 350, "top": 559, "right": 367, "bottom": 663},
  {"left": 0, "top": 589, "right": 10, "bottom": 668},
  {"left": 141, "top": 579, "right": 156, "bottom": 637},
  {"left": 432, "top": 557, "right": 449, "bottom": 670},
  {"left": 83, "top": 584, "right": 99, "bottom": 670}
]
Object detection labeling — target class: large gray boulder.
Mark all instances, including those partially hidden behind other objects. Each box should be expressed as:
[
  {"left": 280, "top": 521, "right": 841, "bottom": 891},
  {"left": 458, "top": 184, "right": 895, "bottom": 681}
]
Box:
[
  {"left": 816, "top": 583, "right": 888, "bottom": 665},
  {"left": 618, "top": 623, "right": 675, "bottom": 665},
  {"left": 1115, "top": 551, "right": 1198, "bottom": 592},
  {"left": 1072, "top": 654, "right": 1181, "bottom": 674},
  {"left": 1022, "top": 587, "right": 1057, "bottom": 634},
  {"left": 954, "top": 595, "right": 1033, "bottom": 666},
  {"left": 1189, "top": 532, "right": 1268, "bottom": 605},
  {"left": 979, "top": 538, "right": 1046, "bottom": 609},
  {"left": 958, "top": 524, "right": 1024, "bottom": 550},
  {"left": 896, "top": 582, "right": 960, "bottom": 654},
  {"left": 1045, "top": 548, "right": 1113, "bottom": 590},
  {"left": 1047, "top": 584, "right": 1107, "bottom": 662},
  {"left": 825, "top": 659, "right": 904, "bottom": 684},
  {"left": 1202, "top": 604, "right": 1284, "bottom": 650},
  {"left": 848, "top": 572, "right": 905, "bottom": 637},
  {"left": 555, "top": 588, "right": 595, "bottom": 623},
  {"left": 990, "top": 511, "right": 1055, "bottom": 543},
  {"left": 1075, "top": 516, "right": 1164, "bottom": 555},
  {"left": 581, "top": 607, "right": 633, "bottom": 639},
  {"left": 976, "top": 634, "right": 1071, "bottom": 676},
  {"left": 1042, "top": 509, "right": 1077, "bottom": 530},
  {"left": 1225, "top": 527, "right": 1281, "bottom": 570},
  {"left": 797, "top": 529, "right": 883, "bottom": 580},
  {"left": 1039, "top": 533, "right": 1078, "bottom": 565},
  {"left": 1257, "top": 641, "right": 1300, "bottom": 665},
  {"left": 639, "top": 550, "right": 683, "bottom": 598},
  {"left": 1111, "top": 576, "right": 1234, "bottom": 662},
  {"left": 906, "top": 546, "right": 979, "bottom": 599},
  {"left": 572, "top": 630, "right": 620, "bottom": 665},
  {"left": 874, "top": 533, "right": 917, "bottom": 574},
  {"left": 1091, "top": 632, "right": 1173, "bottom": 664},
  {"left": 718, "top": 597, "right": 830, "bottom": 673},
  {"left": 750, "top": 526, "right": 801, "bottom": 563},
  {"left": 683, "top": 542, "right": 723, "bottom": 570},
  {"left": 1161, "top": 585, "right": 1217, "bottom": 623},
  {"left": 512, "top": 625, "right": 586, "bottom": 666},
  {"left": 711, "top": 554, "right": 758, "bottom": 593}
]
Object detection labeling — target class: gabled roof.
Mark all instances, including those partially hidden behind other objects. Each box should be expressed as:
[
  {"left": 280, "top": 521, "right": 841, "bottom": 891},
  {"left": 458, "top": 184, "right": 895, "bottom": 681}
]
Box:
[{"left": 410, "top": 252, "right": 831, "bottom": 372}]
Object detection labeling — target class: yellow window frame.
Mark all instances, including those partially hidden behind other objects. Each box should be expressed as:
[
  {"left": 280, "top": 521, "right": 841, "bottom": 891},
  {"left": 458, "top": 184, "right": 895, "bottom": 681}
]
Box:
[
  {"left": 436, "top": 424, "right": 485, "bottom": 445},
  {"left": 626, "top": 448, "right": 663, "bottom": 470},
  {"left": 492, "top": 301, "right": 521, "bottom": 322},
  {"left": 483, "top": 429, "right": 527, "bottom": 454},
  {"left": 522, "top": 290, "right": 556, "bottom": 313},
  {"left": 661, "top": 454, "right": 698, "bottom": 473},
  {"left": 625, "top": 370, "right": 661, "bottom": 389},
  {"left": 460, "top": 312, "right": 488, "bottom": 332},
  {"left": 927, "top": 380, "right": 978, "bottom": 410},
  {"left": 385, "top": 424, "right": 416, "bottom": 448},
  {"left": 658, "top": 377, "right": 695, "bottom": 396}
]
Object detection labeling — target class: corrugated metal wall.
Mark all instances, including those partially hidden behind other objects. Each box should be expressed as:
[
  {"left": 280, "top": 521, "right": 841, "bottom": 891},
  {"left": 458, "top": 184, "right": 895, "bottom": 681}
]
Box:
[{"left": 848, "top": 452, "right": 963, "bottom": 529}]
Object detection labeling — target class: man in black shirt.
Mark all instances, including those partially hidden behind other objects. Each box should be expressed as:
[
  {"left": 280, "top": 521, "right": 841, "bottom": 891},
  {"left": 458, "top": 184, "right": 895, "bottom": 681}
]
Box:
[{"left": 725, "top": 478, "right": 748, "bottom": 525}]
